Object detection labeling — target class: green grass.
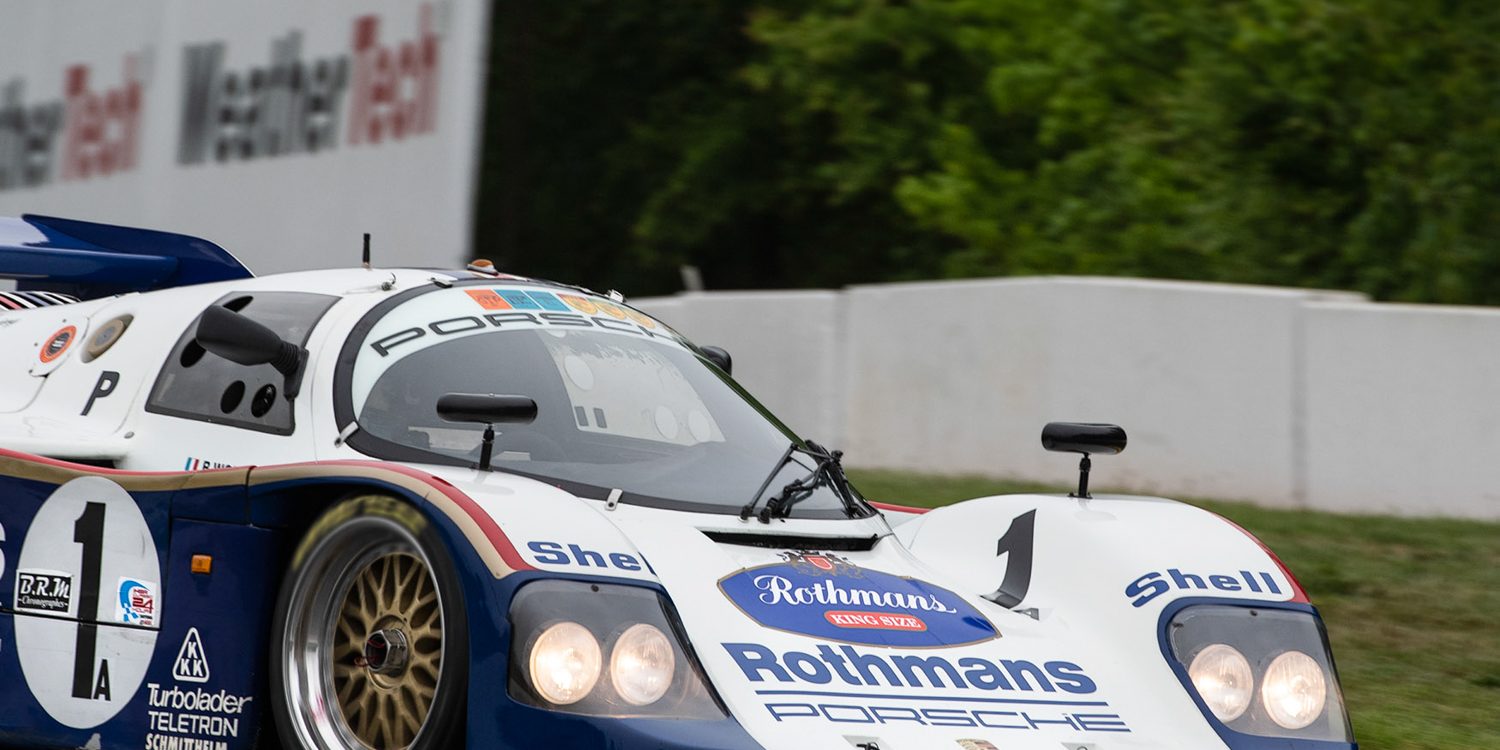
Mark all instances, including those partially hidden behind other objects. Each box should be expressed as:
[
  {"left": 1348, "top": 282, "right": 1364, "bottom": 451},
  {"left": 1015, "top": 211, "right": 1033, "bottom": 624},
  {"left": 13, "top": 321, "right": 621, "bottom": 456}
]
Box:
[{"left": 847, "top": 469, "right": 1500, "bottom": 750}]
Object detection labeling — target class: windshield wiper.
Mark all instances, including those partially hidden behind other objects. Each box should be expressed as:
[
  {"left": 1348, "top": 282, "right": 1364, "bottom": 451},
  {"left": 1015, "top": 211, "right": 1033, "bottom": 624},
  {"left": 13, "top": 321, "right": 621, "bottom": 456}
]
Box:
[
  {"left": 740, "top": 442, "right": 802, "bottom": 521},
  {"left": 740, "top": 441, "right": 861, "bottom": 523}
]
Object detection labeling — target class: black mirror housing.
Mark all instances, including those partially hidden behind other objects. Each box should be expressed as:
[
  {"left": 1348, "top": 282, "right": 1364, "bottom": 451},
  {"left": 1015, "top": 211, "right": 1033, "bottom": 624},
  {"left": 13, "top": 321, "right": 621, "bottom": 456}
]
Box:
[
  {"left": 436, "top": 393, "right": 538, "bottom": 426},
  {"left": 1041, "top": 422, "right": 1127, "bottom": 455},
  {"left": 195, "top": 304, "right": 308, "bottom": 397},
  {"left": 701, "top": 345, "right": 732, "bottom": 376},
  {"left": 1041, "top": 422, "right": 1126, "bottom": 499},
  {"left": 436, "top": 393, "right": 539, "bottom": 472}
]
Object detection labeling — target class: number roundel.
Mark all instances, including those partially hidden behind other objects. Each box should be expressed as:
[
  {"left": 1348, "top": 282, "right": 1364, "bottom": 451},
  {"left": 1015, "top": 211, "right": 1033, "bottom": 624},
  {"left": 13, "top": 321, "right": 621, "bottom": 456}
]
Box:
[{"left": 13, "top": 477, "right": 162, "bottom": 729}]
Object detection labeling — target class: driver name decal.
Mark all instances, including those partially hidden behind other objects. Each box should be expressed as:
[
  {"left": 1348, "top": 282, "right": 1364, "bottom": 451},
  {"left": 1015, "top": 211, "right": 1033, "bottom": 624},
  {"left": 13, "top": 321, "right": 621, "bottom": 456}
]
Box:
[{"left": 719, "top": 552, "right": 998, "bottom": 648}]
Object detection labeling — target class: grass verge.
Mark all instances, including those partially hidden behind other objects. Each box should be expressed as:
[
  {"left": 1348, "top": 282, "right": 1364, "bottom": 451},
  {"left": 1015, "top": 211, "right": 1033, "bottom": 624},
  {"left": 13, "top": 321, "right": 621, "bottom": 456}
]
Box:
[{"left": 847, "top": 469, "right": 1500, "bottom": 750}]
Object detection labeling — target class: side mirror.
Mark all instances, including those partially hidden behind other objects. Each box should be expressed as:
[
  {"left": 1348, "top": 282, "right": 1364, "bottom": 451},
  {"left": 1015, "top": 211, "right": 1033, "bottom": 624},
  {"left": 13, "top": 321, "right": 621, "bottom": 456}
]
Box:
[
  {"left": 436, "top": 393, "right": 539, "bottom": 471},
  {"left": 701, "top": 345, "right": 732, "bottom": 376},
  {"left": 436, "top": 393, "right": 539, "bottom": 426},
  {"left": 195, "top": 304, "right": 308, "bottom": 397},
  {"left": 1041, "top": 422, "right": 1126, "bottom": 456},
  {"left": 1041, "top": 422, "right": 1126, "bottom": 499}
]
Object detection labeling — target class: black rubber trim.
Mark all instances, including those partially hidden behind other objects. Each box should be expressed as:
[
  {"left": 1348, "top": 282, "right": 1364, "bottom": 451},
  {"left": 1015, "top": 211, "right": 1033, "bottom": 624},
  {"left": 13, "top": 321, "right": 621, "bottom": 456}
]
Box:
[{"left": 702, "top": 531, "right": 881, "bottom": 551}]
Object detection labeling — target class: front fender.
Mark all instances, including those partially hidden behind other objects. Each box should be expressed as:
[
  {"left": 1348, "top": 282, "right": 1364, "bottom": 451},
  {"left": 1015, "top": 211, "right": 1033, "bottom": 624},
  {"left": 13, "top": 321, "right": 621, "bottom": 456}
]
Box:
[
  {"left": 893, "top": 493, "right": 1353, "bottom": 749},
  {"left": 894, "top": 493, "right": 1304, "bottom": 620}
]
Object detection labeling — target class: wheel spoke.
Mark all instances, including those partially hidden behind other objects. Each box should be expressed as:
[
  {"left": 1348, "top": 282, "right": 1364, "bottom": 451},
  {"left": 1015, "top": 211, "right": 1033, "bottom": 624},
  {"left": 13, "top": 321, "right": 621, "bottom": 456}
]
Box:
[{"left": 335, "top": 617, "right": 362, "bottom": 652}]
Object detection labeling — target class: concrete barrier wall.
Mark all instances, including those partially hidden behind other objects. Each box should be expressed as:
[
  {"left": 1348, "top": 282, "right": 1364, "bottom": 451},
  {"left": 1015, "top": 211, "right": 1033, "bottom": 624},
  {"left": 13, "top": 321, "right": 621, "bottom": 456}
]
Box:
[
  {"left": 636, "top": 277, "right": 1500, "bottom": 520},
  {"left": 633, "top": 291, "right": 846, "bottom": 445},
  {"left": 1304, "top": 302, "right": 1500, "bottom": 518}
]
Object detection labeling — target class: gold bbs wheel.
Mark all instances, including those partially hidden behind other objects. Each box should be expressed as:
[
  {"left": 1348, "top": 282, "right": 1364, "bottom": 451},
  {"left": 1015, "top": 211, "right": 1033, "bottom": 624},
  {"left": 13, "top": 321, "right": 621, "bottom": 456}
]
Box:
[
  {"left": 333, "top": 552, "right": 441, "bottom": 747},
  {"left": 271, "top": 496, "right": 468, "bottom": 750}
]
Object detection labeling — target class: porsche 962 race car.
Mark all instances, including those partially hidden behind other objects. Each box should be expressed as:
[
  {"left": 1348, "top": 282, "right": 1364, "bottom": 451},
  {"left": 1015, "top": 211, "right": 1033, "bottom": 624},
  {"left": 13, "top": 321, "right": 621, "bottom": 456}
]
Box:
[{"left": 0, "top": 215, "right": 1355, "bottom": 750}]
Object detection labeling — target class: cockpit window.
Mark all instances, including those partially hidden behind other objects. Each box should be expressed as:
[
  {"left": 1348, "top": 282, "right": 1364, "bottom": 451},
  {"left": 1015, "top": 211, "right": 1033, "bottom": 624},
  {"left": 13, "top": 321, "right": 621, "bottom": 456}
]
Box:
[
  {"left": 148, "top": 292, "right": 337, "bottom": 435},
  {"left": 336, "top": 284, "right": 859, "bottom": 518}
]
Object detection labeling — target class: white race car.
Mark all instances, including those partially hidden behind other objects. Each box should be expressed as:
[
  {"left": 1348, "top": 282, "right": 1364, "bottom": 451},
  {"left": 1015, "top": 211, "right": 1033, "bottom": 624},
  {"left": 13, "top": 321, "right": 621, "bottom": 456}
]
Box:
[{"left": 0, "top": 215, "right": 1355, "bottom": 750}]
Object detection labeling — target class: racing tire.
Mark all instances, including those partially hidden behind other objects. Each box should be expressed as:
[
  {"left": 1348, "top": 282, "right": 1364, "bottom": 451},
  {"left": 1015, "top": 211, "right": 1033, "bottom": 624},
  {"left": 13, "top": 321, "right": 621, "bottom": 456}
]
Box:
[{"left": 269, "top": 494, "right": 468, "bottom": 750}]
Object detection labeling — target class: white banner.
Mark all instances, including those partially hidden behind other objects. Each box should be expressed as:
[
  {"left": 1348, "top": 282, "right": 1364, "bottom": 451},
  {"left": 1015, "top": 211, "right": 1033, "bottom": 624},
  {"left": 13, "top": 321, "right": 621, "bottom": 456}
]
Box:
[{"left": 0, "top": 0, "right": 490, "bottom": 274}]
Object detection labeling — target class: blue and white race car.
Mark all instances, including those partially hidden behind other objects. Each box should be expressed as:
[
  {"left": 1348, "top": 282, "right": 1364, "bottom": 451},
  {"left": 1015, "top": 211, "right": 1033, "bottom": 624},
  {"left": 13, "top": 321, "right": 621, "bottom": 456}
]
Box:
[{"left": 0, "top": 215, "right": 1356, "bottom": 750}]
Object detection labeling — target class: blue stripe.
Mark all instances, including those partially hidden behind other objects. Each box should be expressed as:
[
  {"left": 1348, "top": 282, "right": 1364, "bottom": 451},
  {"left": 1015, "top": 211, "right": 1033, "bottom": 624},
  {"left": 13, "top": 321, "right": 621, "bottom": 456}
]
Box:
[{"left": 753, "top": 689, "right": 1109, "bottom": 707}]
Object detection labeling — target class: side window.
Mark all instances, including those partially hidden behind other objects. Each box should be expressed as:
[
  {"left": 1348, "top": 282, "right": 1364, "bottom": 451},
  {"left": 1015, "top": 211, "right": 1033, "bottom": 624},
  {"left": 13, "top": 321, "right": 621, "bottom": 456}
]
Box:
[{"left": 146, "top": 292, "right": 338, "bottom": 435}]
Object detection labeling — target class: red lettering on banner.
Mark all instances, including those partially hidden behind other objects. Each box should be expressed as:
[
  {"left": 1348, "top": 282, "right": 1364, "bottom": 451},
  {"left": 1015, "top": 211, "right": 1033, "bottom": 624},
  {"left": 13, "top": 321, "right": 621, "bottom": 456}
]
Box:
[
  {"left": 824, "top": 611, "right": 929, "bottom": 632},
  {"left": 348, "top": 3, "right": 440, "bottom": 146},
  {"left": 60, "top": 57, "right": 141, "bottom": 181}
]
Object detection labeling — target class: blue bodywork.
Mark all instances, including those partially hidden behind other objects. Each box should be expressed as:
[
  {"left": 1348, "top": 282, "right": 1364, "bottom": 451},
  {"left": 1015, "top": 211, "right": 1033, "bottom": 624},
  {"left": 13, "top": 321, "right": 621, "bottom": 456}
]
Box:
[
  {"left": 0, "top": 456, "right": 762, "bottom": 749},
  {"left": 0, "top": 215, "right": 253, "bottom": 299}
]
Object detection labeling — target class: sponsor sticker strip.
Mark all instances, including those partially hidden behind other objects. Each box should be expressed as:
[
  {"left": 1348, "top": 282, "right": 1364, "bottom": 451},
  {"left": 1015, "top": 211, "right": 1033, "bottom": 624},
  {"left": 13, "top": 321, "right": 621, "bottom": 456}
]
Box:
[{"left": 147, "top": 629, "right": 250, "bottom": 750}]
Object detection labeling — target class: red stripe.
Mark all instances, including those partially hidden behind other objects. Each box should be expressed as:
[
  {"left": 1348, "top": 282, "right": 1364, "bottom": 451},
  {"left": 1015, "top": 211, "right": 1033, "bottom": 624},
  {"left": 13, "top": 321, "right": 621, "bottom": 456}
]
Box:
[
  {"left": 869, "top": 500, "right": 931, "bottom": 515},
  {"left": 0, "top": 295, "right": 22, "bottom": 309},
  {"left": 298, "top": 459, "right": 534, "bottom": 571},
  {"left": 1211, "top": 512, "right": 1310, "bottom": 604},
  {"left": 0, "top": 447, "right": 234, "bottom": 477},
  {"left": 0, "top": 449, "right": 533, "bottom": 573}
]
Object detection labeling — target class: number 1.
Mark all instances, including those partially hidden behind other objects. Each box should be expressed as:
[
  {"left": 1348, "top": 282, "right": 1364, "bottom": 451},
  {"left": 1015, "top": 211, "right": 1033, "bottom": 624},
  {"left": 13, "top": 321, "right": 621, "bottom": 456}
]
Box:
[
  {"left": 983, "top": 509, "right": 1036, "bottom": 609},
  {"left": 71, "top": 502, "right": 105, "bottom": 700}
]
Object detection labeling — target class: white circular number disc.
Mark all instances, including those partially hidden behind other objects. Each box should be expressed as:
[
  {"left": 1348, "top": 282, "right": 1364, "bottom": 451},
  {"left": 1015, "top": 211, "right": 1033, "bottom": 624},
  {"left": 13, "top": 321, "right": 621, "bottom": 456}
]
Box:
[{"left": 14, "top": 477, "right": 162, "bottom": 728}]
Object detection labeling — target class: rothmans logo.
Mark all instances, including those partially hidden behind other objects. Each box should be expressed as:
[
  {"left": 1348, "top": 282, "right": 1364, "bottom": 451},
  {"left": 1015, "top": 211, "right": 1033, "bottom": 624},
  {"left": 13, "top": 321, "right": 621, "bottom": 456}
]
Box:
[
  {"left": 719, "top": 552, "right": 997, "bottom": 648},
  {"left": 753, "top": 552, "right": 959, "bottom": 616}
]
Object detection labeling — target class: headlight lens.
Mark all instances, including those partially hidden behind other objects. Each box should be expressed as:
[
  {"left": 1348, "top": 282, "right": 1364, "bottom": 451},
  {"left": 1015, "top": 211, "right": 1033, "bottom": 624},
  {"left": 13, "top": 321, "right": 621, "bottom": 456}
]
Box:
[
  {"left": 1261, "top": 650, "right": 1327, "bottom": 729},
  {"left": 610, "top": 623, "right": 676, "bottom": 705},
  {"left": 529, "top": 621, "right": 602, "bottom": 704},
  {"left": 1187, "top": 643, "right": 1254, "bottom": 721},
  {"left": 509, "top": 579, "right": 723, "bottom": 718},
  {"left": 1166, "top": 604, "right": 1351, "bottom": 743}
]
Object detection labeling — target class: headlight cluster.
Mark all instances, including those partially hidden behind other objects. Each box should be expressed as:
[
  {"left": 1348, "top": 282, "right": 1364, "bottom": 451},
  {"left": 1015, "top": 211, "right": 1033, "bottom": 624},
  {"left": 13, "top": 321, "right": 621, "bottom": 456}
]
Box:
[
  {"left": 1168, "top": 605, "right": 1352, "bottom": 742},
  {"left": 509, "top": 580, "right": 723, "bottom": 718}
]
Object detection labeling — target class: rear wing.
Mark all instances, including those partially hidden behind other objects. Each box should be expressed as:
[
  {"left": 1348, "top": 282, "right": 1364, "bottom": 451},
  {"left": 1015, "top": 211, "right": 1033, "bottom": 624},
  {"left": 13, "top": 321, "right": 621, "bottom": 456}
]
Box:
[{"left": 0, "top": 214, "right": 253, "bottom": 299}]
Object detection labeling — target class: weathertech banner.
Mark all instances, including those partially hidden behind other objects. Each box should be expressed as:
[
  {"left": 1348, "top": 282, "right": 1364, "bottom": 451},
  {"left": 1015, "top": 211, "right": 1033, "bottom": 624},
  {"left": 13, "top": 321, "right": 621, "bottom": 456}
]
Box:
[{"left": 0, "top": 0, "right": 488, "bottom": 273}]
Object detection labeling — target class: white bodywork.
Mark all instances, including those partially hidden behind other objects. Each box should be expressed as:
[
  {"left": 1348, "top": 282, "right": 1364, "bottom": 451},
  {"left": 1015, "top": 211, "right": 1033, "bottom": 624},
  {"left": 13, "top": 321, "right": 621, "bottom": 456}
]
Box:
[{"left": 0, "top": 268, "right": 1308, "bottom": 749}]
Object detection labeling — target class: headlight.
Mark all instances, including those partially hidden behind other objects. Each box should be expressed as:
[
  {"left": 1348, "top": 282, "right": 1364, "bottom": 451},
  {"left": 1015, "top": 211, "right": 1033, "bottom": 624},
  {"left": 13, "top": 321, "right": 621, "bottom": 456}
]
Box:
[
  {"left": 1166, "top": 604, "right": 1352, "bottom": 743},
  {"left": 509, "top": 579, "right": 723, "bottom": 718},
  {"left": 610, "top": 623, "right": 676, "bottom": 706},
  {"left": 1187, "top": 644, "right": 1253, "bottom": 721},
  {"left": 1262, "top": 650, "right": 1327, "bottom": 729},
  {"left": 529, "top": 621, "right": 602, "bottom": 704}
]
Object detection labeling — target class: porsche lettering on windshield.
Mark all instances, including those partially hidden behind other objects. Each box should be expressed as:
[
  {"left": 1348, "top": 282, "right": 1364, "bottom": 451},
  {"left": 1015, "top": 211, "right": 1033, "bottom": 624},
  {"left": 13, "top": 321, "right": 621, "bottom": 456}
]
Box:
[{"left": 370, "top": 310, "right": 681, "bottom": 358}]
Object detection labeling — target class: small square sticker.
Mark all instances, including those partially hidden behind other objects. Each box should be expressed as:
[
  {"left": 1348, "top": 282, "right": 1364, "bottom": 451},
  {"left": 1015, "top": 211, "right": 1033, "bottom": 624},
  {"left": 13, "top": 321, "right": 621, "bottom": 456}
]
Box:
[{"left": 466, "top": 289, "right": 512, "bottom": 310}]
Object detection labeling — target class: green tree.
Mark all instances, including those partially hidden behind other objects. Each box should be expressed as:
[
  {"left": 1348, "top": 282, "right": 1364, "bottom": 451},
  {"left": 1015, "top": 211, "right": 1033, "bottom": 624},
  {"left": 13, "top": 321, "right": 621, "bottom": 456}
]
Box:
[
  {"left": 750, "top": 0, "right": 1500, "bottom": 302},
  {"left": 475, "top": 0, "right": 1500, "bottom": 303}
]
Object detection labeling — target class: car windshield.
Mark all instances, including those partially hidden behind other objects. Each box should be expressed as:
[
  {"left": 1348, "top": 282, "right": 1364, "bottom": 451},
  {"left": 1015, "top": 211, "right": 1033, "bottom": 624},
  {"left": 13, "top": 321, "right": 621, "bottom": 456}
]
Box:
[{"left": 337, "top": 284, "right": 858, "bottom": 518}]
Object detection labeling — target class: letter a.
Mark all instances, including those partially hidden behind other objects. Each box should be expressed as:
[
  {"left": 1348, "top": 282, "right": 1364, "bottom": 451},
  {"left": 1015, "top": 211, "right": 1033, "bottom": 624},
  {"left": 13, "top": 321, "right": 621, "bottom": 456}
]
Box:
[{"left": 92, "top": 659, "right": 111, "bottom": 701}]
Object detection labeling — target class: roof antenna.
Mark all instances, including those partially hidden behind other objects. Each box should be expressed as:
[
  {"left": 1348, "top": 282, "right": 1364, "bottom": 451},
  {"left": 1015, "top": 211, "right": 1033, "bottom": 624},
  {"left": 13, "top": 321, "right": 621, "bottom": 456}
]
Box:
[{"left": 362, "top": 233, "right": 372, "bottom": 270}]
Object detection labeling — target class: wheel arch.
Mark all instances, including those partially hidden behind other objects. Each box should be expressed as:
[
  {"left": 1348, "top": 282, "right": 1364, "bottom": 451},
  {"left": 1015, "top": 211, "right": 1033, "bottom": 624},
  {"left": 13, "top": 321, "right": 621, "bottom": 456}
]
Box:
[
  {"left": 247, "top": 463, "right": 539, "bottom": 744},
  {"left": 246, "top": 462, "right": 533, "bottom": 580}
]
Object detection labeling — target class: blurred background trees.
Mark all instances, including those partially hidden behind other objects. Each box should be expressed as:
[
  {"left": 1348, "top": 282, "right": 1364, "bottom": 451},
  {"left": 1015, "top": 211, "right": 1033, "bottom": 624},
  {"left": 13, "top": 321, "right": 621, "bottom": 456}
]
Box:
[{"left": 474, "top": 0, "right": 1500, "bottom": 303}]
